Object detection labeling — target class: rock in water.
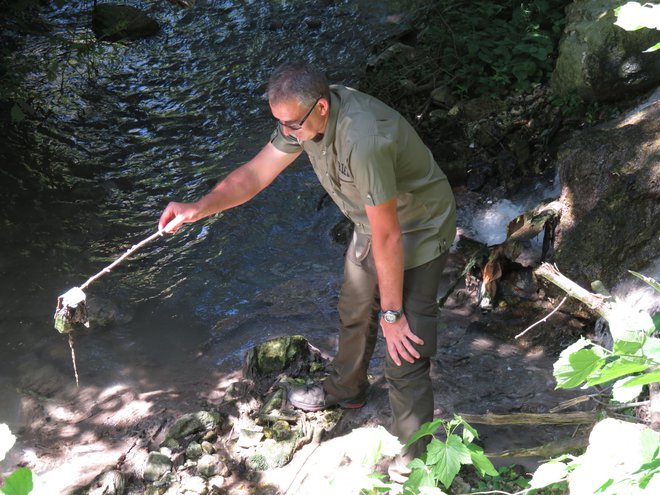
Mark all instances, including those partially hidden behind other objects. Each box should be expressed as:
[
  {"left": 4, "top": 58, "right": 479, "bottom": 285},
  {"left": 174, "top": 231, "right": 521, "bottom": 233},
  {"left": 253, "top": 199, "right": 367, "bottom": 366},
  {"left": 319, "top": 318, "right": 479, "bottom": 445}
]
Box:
[{"left": 92, "top": 4, "right": 159, "bottom": 42}]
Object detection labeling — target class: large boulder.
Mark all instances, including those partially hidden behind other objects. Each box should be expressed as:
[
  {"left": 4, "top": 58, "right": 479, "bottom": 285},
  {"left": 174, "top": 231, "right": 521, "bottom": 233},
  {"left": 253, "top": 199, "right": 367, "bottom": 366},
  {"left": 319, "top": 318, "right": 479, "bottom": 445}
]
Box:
[
  {"left": 552, "top": 0, "right": 660, "bottom": 101},
  {"left": 552, "top": 89, "right": 659, "bottom": 287},
  {"left": 92, "top": 4, "right": 159, "bottom": 42}
]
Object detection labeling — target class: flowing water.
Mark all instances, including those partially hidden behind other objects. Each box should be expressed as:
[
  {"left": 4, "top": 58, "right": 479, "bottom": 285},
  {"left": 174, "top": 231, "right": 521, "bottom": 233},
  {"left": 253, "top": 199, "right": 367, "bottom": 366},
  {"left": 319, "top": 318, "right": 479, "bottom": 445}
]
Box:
[{"left": 0, "top": 0, "right": 424, "bottom": 437}]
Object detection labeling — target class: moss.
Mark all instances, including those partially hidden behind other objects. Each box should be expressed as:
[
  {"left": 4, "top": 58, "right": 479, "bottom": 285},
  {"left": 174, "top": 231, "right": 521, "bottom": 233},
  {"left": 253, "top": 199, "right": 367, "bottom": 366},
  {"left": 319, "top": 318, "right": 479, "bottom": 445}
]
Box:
[{"left": 254, "top": 335, "right": 310, "bottom": 374}]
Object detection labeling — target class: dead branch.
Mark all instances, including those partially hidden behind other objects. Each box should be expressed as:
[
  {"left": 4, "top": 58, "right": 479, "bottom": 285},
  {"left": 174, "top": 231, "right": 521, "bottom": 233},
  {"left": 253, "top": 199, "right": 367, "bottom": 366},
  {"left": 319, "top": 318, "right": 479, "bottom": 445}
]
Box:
[
  {"left": 459, "top": 411, "right": 598, "bottom": 425},
  {"left": 488, "top": 434, "right": 589, "bottom": 459},
  {"left": 549, "top": 395, "right": 596, "bottom": 413},
  {"left": 534, "top": 263, "right": 611, "bottom": 317}
]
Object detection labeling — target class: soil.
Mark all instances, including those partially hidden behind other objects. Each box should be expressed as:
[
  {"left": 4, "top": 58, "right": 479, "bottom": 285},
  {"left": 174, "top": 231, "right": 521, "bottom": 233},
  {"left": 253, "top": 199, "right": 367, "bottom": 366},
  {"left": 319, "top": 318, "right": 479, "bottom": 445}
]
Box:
[{"left": 2, "top": 222, "right": 596, "bottom": 495}]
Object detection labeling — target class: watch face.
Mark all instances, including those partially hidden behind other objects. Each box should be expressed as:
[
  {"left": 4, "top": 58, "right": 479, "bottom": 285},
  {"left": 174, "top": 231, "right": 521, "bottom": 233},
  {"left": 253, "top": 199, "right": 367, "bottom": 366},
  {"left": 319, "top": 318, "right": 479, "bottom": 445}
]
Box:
[{"left": 383, "top": 311, "right": 399, "bottom": 323}]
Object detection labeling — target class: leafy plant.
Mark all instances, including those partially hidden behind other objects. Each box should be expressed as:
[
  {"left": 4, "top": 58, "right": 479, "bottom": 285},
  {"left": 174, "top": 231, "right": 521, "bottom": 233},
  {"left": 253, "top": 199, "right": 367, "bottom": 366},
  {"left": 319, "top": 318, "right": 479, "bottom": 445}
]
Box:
[
  {"left": 362, "top": 0, "right": 571, "bottom": 107},
  {"left": 403, "top": 415, "right": 498, "bottom": 493},
  {"left": 553, "top": 274, "right": 659, "bottom": 403},
  {"left": 531, "top": 271, "right": 660, "bottom": 493}
]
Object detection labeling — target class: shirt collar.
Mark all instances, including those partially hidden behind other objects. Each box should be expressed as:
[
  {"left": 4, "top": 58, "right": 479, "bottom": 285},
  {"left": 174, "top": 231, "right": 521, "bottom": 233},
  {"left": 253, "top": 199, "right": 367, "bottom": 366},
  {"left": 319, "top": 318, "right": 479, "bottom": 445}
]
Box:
[{"left": 318, "top": 86, "right": 339, "bottom": 148}]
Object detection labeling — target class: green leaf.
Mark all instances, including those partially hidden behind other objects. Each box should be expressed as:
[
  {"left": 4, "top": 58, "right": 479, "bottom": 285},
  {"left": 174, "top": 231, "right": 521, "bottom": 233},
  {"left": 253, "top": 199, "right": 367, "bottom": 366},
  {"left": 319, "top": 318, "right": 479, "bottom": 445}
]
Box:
[
  {"left": 417, "top": 487, "right": 446, "bottom": 494},
  {"left": 653, "top": 314, "right": 660, "bottom": 332},
  {"left": 426, "top": 438, "right": 447, "bottom": 465},
  {"left": 595, "top": 478, "right": 615, "bottom": 493},
  {"left": 638, "top": 430, "right": 660, "bottom": 464},
  {"left": 628, "top": 271, "right": 660, "bottom": 292},
  {"left": 612, "top": 376, "right": 643, "bottom": 403},
  {"left": 614, "top": 338, "right": 645, "bottom": 356},
  {"left": 634, "top": 451, "right": 660, "bottom": 488},
  {"left": 1, "top": 467, "right": 33, "bottom": 495},
  {"left": 586, "top": 357, "right": 649, "bottom": 386},
  {"left": 460, "top": 418, "right": 479, "bottom": 444},
  {"left": 530, "top": 461, "right": 569, "bottom": 489},
  {"left": 405, "top": 419, "right": 444, "bottom": 448},
  {"left": 614, "top": 2, "right": 660, "bottom": 31},
  {"left": 554, "top": 345, "right": 606, "bottom": 389},
  {"left": 404, "top": 463, "right": 435, "bottom": 493},
  {"left": 623, "top": 369, "right": 660, "bottom": 387},
  {"left": 643, "top": 337, "right": 660, "bottom": 363},
  {"left": 645, "top": 42, "right": 660, "bottom": 53},
  {"left": 430, "top": 435, "right": 472, "bottom": 488},
  {"left": 466, "top": 443, "right": 498, "bottom": 477}
]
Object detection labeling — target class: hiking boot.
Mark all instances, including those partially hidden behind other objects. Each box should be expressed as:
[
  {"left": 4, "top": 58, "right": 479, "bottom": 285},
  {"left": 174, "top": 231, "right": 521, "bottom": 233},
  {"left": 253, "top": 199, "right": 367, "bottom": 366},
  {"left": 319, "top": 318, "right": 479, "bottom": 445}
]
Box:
[{"left": 287, "top": 382, "right": 365, "bottom": 411}]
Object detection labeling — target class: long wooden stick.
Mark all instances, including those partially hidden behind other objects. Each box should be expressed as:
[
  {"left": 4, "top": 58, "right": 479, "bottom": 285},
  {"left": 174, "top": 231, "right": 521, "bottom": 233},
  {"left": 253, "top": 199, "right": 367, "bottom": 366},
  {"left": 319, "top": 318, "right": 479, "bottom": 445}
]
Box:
[{"left": 79, "top": 229, "right": 165, "bottom": 291}]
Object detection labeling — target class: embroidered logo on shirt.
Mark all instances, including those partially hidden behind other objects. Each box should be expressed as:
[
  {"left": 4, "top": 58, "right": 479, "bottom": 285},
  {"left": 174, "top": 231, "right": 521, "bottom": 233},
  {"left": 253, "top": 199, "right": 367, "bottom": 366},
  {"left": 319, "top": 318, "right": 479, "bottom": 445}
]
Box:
[{"left": 337, "top": 160, "right": 353, "bottom": 181}]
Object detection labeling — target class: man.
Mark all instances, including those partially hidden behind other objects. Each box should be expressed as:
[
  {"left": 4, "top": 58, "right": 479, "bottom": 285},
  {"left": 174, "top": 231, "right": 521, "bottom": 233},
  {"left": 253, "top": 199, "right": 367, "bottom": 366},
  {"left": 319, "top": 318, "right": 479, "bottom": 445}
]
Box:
[{"left": 158, "top": 61, "right": 456, "bottom": 476}]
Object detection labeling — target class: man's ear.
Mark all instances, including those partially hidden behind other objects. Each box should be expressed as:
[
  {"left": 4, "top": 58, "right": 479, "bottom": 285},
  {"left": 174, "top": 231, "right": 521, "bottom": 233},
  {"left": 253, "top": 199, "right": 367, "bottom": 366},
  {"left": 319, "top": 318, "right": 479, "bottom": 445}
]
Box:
[{"left": 318, "top": 97, "right": 330, "bottom": 116}]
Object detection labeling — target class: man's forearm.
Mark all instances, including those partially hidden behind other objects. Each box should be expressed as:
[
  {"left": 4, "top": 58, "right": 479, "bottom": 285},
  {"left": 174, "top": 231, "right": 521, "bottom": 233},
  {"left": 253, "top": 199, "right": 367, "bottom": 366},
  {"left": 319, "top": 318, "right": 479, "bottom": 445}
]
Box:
[
  {"left": 192, "top": 166, "right": 264, "bottom": 219},
  {"left": 371, "top": 231, "right": 404, "bottom": 311}
]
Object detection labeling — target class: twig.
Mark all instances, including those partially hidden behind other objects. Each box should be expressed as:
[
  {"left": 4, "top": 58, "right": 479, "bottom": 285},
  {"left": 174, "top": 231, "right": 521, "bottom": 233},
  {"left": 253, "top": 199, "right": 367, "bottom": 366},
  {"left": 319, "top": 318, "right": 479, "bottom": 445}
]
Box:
[
  {"left": 515, "top": 296, "right": 567, "bottom": 339},
  {"left": 461, "top": 489, "right": 537, "bottom": 495},
  {"left": 606, "top": 400, "right": 650, "bottom": 410},
  {"left": 79, "top": 229, "right": 165, "bottom": 291},
  {"left": 283, "top": 442, "right": 322, "bottom": 495},
  {"left": 549, "top": 394, "right": 594, "bottom": 413},
  {"left": 68, "top": 333, "right": 79, "bottom": 387}
]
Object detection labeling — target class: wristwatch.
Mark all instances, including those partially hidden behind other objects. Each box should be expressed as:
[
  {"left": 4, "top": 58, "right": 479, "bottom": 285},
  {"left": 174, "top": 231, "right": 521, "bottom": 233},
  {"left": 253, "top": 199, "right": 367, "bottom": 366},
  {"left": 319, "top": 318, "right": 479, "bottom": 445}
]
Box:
[{"left": 379, "top": 309, "right": 403, "bottom": 324}]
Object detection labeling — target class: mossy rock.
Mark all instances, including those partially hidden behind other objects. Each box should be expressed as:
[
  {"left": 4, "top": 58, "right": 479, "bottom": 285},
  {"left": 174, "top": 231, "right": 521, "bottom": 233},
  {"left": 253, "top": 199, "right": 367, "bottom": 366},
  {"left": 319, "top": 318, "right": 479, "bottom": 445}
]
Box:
[
  {"left": 243, "top": 335, "right": 316, "bottom": 378},
  {"left": 248, "top": 438, "right": 297, "bottom": 470},
  {"left": 163, "top": 411, "right": 221, "bottom": 442}
]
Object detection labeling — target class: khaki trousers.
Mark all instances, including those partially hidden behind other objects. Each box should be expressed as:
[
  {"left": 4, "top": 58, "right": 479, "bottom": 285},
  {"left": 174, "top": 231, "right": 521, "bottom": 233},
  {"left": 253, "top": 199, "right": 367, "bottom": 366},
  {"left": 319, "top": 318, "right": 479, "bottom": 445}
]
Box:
[{"left": 324, "top": 232, "right": 448, "bottom": 460}]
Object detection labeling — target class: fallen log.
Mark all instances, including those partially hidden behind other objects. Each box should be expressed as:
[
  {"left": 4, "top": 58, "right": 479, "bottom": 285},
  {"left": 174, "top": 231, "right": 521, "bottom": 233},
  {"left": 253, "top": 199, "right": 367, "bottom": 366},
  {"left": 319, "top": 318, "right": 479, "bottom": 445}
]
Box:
[
  {"left": 488, "top": 434, "right": 589, "bottom": 459},
  {"left": 459, "top": 411, "right": 598, "bottom": 426}
]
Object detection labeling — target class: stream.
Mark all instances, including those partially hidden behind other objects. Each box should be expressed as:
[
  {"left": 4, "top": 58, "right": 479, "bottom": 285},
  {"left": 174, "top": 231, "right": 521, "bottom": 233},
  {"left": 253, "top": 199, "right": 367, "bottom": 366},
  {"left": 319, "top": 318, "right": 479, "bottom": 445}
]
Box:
[
  {"left": 0, "top": 0, "right": 429, "bottom": 445},
  {"left": 0, "top": 1, "right": 565, "bottom": 491}
]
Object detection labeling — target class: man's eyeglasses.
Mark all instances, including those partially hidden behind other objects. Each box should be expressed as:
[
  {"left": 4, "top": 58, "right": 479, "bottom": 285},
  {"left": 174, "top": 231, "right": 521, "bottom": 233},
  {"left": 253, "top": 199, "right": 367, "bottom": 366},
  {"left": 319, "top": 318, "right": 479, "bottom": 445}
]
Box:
[{"left": 277, "top": 96, "right": 321, "bottom": 130}]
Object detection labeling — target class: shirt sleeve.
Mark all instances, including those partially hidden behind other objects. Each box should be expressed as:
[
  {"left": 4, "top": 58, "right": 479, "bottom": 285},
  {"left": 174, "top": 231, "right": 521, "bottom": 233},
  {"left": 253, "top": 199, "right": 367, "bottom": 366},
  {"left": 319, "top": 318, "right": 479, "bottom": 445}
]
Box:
[
  {"left": 348, "top": 134, "right": 398, "bottom": 207},
  {"left": 269, "top": 125, "right": 303, "bottom": 154}
]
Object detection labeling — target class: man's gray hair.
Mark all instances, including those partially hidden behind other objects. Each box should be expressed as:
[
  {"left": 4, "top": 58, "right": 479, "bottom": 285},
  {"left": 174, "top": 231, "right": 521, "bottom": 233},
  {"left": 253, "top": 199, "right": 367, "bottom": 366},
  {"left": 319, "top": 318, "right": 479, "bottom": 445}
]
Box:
[{"left": 268, "top": 61, "right": 330, "bottom": 106}]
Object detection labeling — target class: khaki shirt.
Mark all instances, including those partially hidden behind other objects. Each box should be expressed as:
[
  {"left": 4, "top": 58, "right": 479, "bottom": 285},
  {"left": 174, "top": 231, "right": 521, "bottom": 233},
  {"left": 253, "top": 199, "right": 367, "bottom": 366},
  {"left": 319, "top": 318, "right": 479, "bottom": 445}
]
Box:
[{"left": 270, "top": 85, "right": 456, "bottom": 269}]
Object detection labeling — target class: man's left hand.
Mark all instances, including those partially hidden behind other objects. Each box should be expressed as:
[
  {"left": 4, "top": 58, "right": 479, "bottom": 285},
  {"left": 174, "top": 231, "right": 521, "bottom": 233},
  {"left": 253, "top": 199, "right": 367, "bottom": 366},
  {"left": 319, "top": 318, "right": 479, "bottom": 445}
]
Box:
[{"left": 381, "top": 314, "right": 424, "bottom": 366}]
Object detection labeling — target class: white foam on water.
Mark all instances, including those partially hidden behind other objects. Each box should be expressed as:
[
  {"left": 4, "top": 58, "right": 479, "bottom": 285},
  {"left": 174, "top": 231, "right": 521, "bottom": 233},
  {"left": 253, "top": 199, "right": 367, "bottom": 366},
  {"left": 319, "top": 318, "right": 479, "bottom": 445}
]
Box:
[{"left": 468, "top": 199, "right": 527, "bottom": 246}]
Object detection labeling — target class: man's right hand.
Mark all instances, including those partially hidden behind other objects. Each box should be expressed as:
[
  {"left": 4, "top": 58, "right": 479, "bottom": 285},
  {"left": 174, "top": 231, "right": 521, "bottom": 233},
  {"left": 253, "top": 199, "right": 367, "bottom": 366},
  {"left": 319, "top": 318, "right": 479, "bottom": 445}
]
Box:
[{"left": 158, "top": 201, "right": 200, "bottom": 233}]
